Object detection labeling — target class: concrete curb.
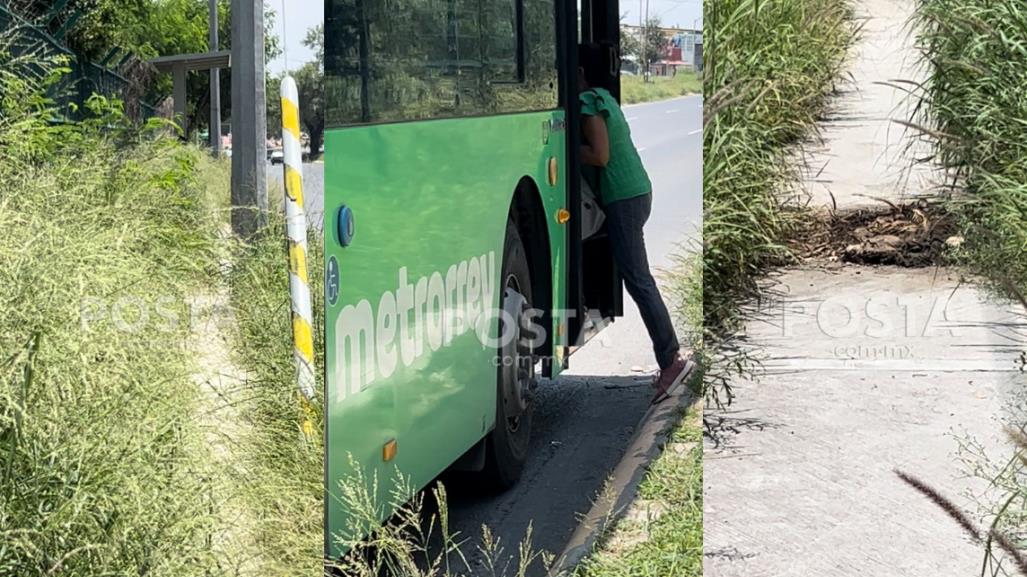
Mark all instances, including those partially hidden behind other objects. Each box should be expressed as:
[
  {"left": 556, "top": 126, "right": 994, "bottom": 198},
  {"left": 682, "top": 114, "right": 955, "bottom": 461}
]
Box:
[{"left": 548, "top": 358, "right": 699, "bottom": 576}]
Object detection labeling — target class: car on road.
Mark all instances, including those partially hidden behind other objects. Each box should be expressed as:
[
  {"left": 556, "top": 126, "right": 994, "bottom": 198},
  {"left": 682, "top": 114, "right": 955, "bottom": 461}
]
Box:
[{"left": 269, "top": 149, "right": 284, "bottom": 164}]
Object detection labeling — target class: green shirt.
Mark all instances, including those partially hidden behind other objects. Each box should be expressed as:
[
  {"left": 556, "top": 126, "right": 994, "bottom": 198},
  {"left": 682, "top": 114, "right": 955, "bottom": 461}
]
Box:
[{"left": 580, "top": 88, "right": 652, "bottom": 204}]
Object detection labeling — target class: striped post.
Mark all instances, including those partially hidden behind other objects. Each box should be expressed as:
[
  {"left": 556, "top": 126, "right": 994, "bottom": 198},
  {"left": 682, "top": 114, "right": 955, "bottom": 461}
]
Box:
[{"left": 281, "top": 76, "right": 317, "bottom": 438}]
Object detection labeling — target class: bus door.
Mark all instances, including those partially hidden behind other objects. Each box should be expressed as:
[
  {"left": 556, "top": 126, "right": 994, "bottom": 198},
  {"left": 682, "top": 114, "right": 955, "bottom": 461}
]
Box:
[{"left": 564, "top": 0, "right": 624, "bottom": 352}]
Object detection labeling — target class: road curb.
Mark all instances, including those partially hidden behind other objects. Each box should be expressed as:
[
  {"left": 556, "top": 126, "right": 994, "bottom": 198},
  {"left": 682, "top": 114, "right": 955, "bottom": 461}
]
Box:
[{"left": 548, "top": 357, "right": 699, "bottom": 576}]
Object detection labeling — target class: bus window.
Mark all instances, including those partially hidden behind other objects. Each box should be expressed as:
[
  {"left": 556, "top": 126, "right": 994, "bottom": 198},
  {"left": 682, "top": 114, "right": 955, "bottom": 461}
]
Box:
[{"left": 326, "top": 0, "right": 558, "bottom": 126}]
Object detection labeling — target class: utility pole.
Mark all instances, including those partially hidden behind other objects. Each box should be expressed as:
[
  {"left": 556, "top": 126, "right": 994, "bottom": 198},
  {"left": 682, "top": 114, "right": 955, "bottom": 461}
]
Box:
[
  {"left": 639, "top": 0, "right": 645, "bottom": 82},
  {"left": 230, "top": 0, "right": 268, "bottom": 238},
  {"left": 644, "top": 0, "right": 650, "bottom": 82},
  {"left": 209, "top": 0, "right": 222, "bottom": 157}
]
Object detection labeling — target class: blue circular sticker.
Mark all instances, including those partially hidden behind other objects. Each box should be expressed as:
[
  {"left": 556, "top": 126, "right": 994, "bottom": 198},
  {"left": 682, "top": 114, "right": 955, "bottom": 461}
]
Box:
[
  {"left": 326, "top": 256, "right": 340, "bottom": 306},
  {"left": 337, "top": 205, "right": 355, "bottom": 247}
]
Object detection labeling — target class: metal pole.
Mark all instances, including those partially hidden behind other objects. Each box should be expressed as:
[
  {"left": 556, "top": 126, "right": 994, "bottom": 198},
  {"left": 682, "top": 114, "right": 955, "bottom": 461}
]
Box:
[
  {"left": 644, "top": 0, "right": 650, "bottom": 81},
  {"left": 173, "top": 63, "right": 188, "bottom": 135},
  {"left": 230, "top": 0, "right": 268, "bottom": 238},
  {"left": 209, "top": 0, "right": 222, "bottom": 157},
  {"left": 639, "top": 0, "right": 645, "bottom": 82}
]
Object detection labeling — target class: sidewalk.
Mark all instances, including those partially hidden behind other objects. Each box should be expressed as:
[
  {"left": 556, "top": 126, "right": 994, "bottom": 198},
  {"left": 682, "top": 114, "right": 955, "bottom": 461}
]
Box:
[
  {"left": 803, "top": 0, "right": 933, "bottom": 210},
  {"left": 703, "top": 1, "right": 1026, "bottom": 575}
]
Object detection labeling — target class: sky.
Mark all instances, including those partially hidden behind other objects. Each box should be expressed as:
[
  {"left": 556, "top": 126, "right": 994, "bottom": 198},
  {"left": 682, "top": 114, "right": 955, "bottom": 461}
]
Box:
[
  {"left": 621, "top": 0, "right": 703, "bottom": 30},
  {"left": 267, "top": 0, "right": 324, "bottom": 74}
]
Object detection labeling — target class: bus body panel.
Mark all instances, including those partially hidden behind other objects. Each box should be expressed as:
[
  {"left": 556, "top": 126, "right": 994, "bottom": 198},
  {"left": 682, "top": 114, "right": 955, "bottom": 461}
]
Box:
[{"left": 324, "top": 110, "right": 566, "bottom": 557}]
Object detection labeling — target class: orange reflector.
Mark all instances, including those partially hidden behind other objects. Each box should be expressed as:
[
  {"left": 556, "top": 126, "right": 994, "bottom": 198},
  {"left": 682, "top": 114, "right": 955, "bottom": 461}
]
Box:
[
  {"left": 556, "top": 208, "right": 571, "bottom": 224},
  {"left": 548, "top": 157, "right": 559, "bottom": 186},
  {"left": 383, "top": 439, "right": 398, "bottom": 462}
]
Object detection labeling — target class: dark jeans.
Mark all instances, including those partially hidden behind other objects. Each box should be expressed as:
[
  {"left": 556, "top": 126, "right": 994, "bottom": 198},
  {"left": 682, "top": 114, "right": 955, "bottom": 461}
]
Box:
[{"left": 604, "top": 193, "right": 680, "bottom": 370}]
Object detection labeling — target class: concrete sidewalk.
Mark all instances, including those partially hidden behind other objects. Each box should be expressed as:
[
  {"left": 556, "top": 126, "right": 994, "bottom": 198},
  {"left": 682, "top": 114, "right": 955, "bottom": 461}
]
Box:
[
  {"left": 804, "top": 0, "right": 934, "bottom": 211},
  {"left": 704, "top": 1, "right": 1027, "bottom": 575}
]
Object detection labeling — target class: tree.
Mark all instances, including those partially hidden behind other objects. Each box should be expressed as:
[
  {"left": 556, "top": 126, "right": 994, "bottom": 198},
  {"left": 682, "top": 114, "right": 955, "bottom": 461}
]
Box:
[
  {"left": 293, "top": 23, "right": 324, "bottom": 159},
  {"left": 266, "top": 73, "right": 283, "bottom": 140},
  {"left": 293, "top": 62, "right": 324, "bottom": 159},
  {"left": 13, "top": 0, "right": 282, "bottom": 135},
  {"left": 619, "top": 17, "right": 670, "bottom": 81},
  {"left": 304, "top": 23, "right": 324, "bottom": 65},
  {"left": 640, "top": 17, "right": 671, "bottom": 77},
  {"left": 620, "top": 24, "right": 641, "bottom": 72}
]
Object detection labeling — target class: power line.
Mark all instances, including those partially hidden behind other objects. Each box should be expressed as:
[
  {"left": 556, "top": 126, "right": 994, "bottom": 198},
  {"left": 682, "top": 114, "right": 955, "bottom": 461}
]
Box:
[{"left": 281, "top": 0, "right": 289, "bottom": 73}]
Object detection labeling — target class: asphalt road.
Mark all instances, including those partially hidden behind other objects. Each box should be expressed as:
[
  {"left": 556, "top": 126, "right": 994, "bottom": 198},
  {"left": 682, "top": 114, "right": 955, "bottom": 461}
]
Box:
[
  {"left": 444, "top": 95, "right": 703, "bottom": 576},
  {"left": 266, "top": 160, "right": 324, "bottom": 226}
]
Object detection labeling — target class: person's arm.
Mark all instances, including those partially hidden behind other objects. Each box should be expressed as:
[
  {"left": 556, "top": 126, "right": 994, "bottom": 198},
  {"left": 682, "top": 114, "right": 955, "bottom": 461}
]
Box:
[{"left": 580, "top": 114, "right": 610, "bottom": 167}]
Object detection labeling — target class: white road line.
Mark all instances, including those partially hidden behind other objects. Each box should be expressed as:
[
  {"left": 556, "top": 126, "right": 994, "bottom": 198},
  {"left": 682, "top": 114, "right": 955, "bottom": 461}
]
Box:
[
  {"left": 665, "top": 109, "right": 680, "bottom": 114},
  {"left": 688, "top": 129, "right": 702, "bottom": 136},
  {"left": 627, "top": 116, "right": 638, "bottom": 121},
  {"left": 638, "top": 147, "right": 647, "bottom": 152}
]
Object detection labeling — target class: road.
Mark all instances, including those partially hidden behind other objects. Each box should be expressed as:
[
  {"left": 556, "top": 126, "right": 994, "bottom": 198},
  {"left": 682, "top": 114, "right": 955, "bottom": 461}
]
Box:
[
  {"left": 303, "top": 95, "right": 701, "bottom": 574},
  {"left": 444, "top": 95, "right": 702, "bottom": 576},
  {"left": 266, "top": 159, "right": 324, "bottom": 227}
]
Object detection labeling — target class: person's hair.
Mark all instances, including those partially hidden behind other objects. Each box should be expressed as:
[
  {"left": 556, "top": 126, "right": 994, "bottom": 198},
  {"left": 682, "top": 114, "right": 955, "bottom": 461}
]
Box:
[{"left": 578, "top": 42, "right": 616, "bottom": 91}]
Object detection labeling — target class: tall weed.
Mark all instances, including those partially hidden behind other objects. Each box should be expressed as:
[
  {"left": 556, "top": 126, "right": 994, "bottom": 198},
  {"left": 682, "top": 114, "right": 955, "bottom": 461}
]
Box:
[
  {"left": 699, "top": 0, "right": 855, "bottom": 403},
  {"left": 0, "top": 46, "right": 229, "bottom": 575},
  {"left": 912, "top": 1, "right": 1027, "bottom": 571}
]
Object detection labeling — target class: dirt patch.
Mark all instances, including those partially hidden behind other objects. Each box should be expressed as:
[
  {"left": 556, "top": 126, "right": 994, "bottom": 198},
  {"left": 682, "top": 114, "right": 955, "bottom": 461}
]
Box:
[{"left": 793, "top": 200, "right": 960, "bottom": 267}]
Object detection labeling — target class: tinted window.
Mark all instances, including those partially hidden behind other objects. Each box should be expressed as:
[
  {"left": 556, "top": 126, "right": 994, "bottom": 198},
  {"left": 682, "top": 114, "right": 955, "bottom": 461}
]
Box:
[{"left": 326, "top": 0, "right": 558, "bottom": 126}]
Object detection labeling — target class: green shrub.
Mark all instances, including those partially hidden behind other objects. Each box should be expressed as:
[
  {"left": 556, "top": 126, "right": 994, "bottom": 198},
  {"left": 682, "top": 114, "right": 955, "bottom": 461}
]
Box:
[
  {"left": 699, "top": 0, "right": 854, "bottom": 402},
  {"left": 227, "top": 214, "right": 325, "bottom": 576},
  {"left": 0, "top": 48, "right": 230, "bottom": 575},
  {"left": 913, "top": 0, "right": 1027, "bottom": 568},
  {"left": 913, "top": 0, "right": 1027, "bottom": 301}
]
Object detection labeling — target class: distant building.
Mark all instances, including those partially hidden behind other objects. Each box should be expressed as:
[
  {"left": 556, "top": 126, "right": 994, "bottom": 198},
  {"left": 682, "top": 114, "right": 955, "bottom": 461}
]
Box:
[
  {"left": 672, "top": 30, "right": 703, "bottom": 72},
  {"left": 621, "top": 24, "right": 703, "bottom": 76}
]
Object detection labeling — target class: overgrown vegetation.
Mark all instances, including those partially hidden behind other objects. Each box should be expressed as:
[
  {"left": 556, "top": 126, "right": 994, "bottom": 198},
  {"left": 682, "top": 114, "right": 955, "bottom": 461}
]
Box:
[
  {"left": 621, "top": 72, "right": 701, "bottom": 105},
  {"left": 912, "top": 0, "right": 1027, "bottom": 309},
  {"left": 574, "top": 403, "right": 703, "bottom": 577},
  {"left": 8, "top": 0, "right": 281, "bottom": 131},
  {"left": 911, "top": 1, "right": 1027, "bottom": 572},
  {"left": 0, "top": 49, "right": 231, "bottom": 575},
  {"left": 227, "top": 213, "right": 325, "bottom": 576},
  {"left": 700, "top": 0, "right": 854, "bottom": 403}
]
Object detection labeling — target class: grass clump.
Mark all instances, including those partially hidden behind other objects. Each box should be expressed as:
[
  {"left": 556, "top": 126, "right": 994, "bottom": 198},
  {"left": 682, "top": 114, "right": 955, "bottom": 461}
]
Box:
[
  {"left": 227, "top": 213, "right": 325, "bottom": 576},
  {"left": 573, "top": 404, "right": 703, "bottom": 577},
  {"left": 699, "top": 0, "right": 854, "bottom": 403},
  {"left": 328, "top": 468, "right": 553, "bottom": 577},
  {"left": 912, "top": 0, "right": 1027, "bottom": 304},
  {"left": 0, "top": 49, "right": 230, "bottom": 575},
  {"left": 621, "top": 72, "right": 701, "bottom": 105},
  {"left": 911, "top": 2, "right": 1027, "bottom": 571}
]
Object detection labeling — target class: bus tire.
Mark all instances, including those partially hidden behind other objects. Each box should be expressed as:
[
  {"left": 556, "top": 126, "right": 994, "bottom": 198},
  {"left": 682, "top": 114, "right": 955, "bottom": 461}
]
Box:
[{"left": 482, "top": 220, "right": 536, "bottom": 490}]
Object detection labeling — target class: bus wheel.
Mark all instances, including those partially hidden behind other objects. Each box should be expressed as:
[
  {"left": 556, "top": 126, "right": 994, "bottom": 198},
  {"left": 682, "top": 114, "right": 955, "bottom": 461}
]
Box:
[{"left": 483, "top": 220, "right": 536, "bottom": 490}]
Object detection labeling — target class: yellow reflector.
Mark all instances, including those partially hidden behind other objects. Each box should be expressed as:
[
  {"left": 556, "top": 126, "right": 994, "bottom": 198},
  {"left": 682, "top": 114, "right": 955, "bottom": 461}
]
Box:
[
  {"left": 556, "top": 208, "right": 571, "bottom": 224},
  {"left": 548, "top": 157, "right": 559, "bottom": 186},
  {"left": 383, "top": 439, "right": 398, "bottom": 462}
]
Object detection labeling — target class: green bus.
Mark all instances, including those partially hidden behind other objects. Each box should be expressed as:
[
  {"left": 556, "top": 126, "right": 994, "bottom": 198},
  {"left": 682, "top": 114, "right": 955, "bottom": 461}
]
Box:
[{"left": 324, "top": 0, "right": 624, "bottom": 558}]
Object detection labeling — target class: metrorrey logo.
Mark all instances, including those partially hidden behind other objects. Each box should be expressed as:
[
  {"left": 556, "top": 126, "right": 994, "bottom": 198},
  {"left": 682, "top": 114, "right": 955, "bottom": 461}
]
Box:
[{"left": 332, "top": 252, "right": 497, "bottom": 404}]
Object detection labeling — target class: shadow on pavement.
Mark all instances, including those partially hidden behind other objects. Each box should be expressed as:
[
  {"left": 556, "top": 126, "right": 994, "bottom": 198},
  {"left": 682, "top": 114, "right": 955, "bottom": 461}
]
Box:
[{"left": 408, "top": 374, "right": 655, "bottom": 577}]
